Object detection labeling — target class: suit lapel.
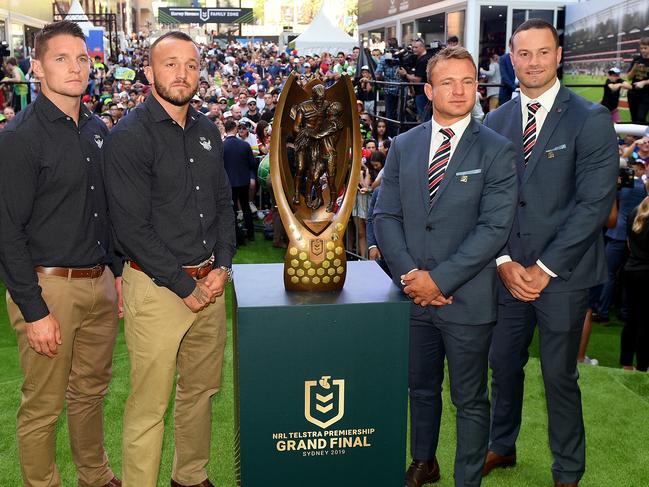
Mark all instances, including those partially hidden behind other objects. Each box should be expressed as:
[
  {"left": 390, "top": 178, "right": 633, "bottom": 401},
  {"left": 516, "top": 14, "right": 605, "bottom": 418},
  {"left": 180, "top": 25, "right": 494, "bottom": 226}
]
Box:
[
  {"left": 522, "top": 87, "right": 570, "bottom": 185},
  {"left": 506, "top": 98, "right": 525, "bottom": 181},
  {"left": 429, "top": 120, "right": 479, "bottom": 213},
  {"left": 414, "top": 121, "right": 433, "bottom": 211}
]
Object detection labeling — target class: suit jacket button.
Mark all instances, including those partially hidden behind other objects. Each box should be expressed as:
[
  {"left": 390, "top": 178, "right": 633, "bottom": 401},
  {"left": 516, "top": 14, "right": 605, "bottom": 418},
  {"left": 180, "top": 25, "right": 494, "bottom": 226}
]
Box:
[
  {"left": 519, "top": 201, "right": 526, "bottom": 207},
  {"left": 426, "top": 225, "right": 432, "bottom": 231},
  {"left": 516, "top": 232, "right": 521, "bottom": 237}
]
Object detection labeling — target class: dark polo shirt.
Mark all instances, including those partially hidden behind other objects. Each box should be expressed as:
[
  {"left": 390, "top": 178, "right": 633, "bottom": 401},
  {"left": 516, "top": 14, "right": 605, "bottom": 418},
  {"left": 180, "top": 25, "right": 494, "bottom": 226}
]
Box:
[{"left": 104, "top": 94, "right": 235, "bottom": 299}]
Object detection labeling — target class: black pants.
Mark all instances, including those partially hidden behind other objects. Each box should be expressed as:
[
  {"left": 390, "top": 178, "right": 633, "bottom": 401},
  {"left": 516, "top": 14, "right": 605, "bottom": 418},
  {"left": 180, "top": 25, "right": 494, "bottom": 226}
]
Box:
[
  {"left": 621, "top": 269, "right": 649, "bottom": 371},
  {"left": 627, "top": 89, "right": 649, "bottom": 124},
  {"left": 232, "top": 184, "right": 254, "bottom": 239}
]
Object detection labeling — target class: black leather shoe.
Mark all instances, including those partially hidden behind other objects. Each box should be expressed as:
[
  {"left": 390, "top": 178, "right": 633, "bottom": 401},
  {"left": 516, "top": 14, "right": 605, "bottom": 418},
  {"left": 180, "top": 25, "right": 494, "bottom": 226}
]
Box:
[
  {"left": 405, "top": 457, "right": 440, "bottom": 487},
  {"left": 170, "top": 479, "right": 214, "bottom": 487}
]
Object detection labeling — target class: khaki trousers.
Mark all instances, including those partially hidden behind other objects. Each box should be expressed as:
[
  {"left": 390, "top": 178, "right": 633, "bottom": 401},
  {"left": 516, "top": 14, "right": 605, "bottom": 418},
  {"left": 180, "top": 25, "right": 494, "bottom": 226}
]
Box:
[
  {"left": 121, "top": 263, "right": 227, "bottom": 487},
  {"left": 7, "top": 268, "right": 118, "bottom": 487}
]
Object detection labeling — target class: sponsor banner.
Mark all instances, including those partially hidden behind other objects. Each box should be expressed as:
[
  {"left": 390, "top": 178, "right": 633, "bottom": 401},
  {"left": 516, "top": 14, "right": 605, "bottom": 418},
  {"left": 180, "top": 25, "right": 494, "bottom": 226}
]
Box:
[{"left": 158, "top": 7, "right": 254, "bottom": 25}]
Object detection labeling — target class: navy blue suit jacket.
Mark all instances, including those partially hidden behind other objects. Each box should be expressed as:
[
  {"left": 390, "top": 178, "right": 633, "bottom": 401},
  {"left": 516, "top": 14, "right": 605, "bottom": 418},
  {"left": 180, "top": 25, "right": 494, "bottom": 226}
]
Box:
[
  {"left": 499, "top": 54, "right": 516, "bottom": 104},
  {"left": 484, "top": 85, "right": 619, "bottom": 293},
  {"left": 223, "top": 135, "right": 256, "bottom": 187},
  {"left": 374, "top": 119, "right": 518, "bottom": 325}
]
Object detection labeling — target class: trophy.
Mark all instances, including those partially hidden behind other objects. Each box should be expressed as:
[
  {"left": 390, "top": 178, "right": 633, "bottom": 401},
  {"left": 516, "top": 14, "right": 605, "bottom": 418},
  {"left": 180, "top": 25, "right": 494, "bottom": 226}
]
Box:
[{"left": 269, "top": 73, "right": 362, "bottom": 291}]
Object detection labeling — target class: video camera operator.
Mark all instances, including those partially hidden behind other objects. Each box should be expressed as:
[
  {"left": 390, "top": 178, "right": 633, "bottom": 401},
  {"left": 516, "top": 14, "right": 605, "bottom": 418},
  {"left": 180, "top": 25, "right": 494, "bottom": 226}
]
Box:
[
  {"left": 398, "top": 38, "right": 431, "bottom": 122},
  {"left": 375, "top": 38, "right": 402, "bottom": 135}
]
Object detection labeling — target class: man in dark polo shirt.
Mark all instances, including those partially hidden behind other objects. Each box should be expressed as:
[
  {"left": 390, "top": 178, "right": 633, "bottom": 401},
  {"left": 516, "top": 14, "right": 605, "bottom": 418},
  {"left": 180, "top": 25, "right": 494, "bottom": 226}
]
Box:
[
  {"left": 0, "top": 21, "right": 122, "bottom": 487},
  {"left": 104, "top": 31, "right": 235, "bottom": 487}
]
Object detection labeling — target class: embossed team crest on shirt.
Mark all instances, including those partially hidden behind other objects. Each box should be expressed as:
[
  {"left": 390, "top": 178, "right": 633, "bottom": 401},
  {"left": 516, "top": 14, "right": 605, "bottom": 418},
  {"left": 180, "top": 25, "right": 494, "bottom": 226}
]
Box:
[
  {"left": 199, "top": 136, "right": 212, "bottom": 151},
  {"left": 94, "top": 134, "right": 104, "bottom": 148}
]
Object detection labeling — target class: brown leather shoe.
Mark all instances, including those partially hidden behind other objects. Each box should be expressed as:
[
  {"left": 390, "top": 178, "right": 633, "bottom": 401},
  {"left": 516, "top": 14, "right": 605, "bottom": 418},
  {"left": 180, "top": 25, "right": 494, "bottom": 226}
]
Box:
[
  {"left": 170, "top": 479, "right": 214, "bottom": 487},
  {"left": 481, "top": 450, "right": 517, "bottom": 477},
  {"left": 554, "top": 482, "right": 578, "bottom": 487},
  {"left": 103, "top": 478, "right": 122, "bottom": 487},
  {"left": 405, "top": 457, "right": 441, "bottom": 486}
]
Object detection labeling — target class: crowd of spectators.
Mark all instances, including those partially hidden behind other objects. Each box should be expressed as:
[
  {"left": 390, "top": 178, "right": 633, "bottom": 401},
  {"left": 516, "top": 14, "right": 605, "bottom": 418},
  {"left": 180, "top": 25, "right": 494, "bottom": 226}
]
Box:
[{"left": 1, "top": 26, "right": 649, "bottom": 370}]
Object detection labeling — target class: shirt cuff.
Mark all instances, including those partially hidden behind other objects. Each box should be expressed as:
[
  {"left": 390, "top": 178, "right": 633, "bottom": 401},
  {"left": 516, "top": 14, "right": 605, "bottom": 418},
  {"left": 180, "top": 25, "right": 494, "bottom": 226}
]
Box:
[
  {"left": 496, "top": 255, "right": 512, "bottom": 266},
  {"left": 169, "top": 271, "right": 197, "bottom": 299},
  {"left": 400, "top": 268, "right": 418, "bottom": 286},
  {"left": 536, "top": 259, "right": 557, "bottom": 278},
  {"left": 368, "top": 245, "right": 377, "bottom": 251},
  {"left": 20, "top": 295, "right": 51, "bottom": 324}
]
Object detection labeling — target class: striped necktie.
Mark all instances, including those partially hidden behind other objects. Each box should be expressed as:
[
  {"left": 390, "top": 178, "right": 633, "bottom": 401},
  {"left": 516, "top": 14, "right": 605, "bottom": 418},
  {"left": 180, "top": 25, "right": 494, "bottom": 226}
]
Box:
[
  {"left": 523, "top": 102, "right": 541, "bottom": 165},
  {"left": 428, "top": 127, "right": 455, "bottom": 202}
]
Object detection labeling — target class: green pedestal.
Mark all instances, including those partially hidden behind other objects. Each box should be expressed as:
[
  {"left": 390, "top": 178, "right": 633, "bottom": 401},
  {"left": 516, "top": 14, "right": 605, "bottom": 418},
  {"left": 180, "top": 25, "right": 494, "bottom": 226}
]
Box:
[{"left": 232, "top": 261, "right": 410, "bottom": 487}]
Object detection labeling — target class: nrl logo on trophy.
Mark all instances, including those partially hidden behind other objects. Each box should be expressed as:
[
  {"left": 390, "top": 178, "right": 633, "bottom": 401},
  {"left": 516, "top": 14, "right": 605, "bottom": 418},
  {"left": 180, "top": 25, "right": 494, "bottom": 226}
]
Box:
[
  {"left": 270, "top": 73, "right": 361, "bottom": 291},
  {"left": 304, "top": 375, "right": 345, "bottom": 429}
]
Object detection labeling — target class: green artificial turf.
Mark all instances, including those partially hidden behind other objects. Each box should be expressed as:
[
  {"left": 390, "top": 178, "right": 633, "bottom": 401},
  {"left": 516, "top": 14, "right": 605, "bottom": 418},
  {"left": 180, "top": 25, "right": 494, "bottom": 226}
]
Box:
[
  {"left": 1, "top": 235, "right": 648, "bottom": 486},
  {"left": 563, "top": 74, "right": 631, "bottom": 122}
]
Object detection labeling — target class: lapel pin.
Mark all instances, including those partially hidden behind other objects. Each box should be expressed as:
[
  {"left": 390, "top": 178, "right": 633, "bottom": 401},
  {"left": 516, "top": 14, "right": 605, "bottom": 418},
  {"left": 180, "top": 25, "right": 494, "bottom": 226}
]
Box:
[
  {"left": 557, "top": 107, "right": 563, "bottom": 113},
  {"left": 460, "top": 175, "right": 468, "bottom": 183}
]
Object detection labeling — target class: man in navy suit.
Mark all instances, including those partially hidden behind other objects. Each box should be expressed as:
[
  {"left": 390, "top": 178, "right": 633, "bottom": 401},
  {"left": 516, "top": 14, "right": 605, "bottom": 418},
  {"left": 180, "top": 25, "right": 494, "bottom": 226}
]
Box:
[
  {"left": 498, "top": 52, "right": 516, "bottom": 105},
  {"left": 482, "top": 20, "right": 619, "bottom": 487},
  {"left": 374, "top": 47, "right": 518, "bottom": 487},
  {"left": 223, "top": 118, "right": 256, "bottom": 242}
]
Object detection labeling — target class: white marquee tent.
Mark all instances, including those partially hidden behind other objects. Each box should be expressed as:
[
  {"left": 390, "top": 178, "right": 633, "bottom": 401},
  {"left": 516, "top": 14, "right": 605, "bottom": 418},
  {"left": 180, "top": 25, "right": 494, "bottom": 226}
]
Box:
[
  {"left": 293, "top": 8, "right": 356, "bottom": 56},
  {"left": 65, "top": 0, "right": 97, "bottom": 35}
]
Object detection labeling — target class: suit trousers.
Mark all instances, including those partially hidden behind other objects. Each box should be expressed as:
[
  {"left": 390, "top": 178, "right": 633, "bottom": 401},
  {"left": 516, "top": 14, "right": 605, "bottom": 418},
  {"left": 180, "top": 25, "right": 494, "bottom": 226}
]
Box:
[
  {"left": 489, "top": 287, "right": 588, "bottom": 484},
  {"left": 7, "top": 269, "right": 118, "bottom": 487},
  {"left": 621, "top": 269, "right": 649, "bottom": 371},
  {"left": 121, "top": 263, "right": 227, "bottom": 487},
  {"left": 409, "top": 315, "right": 494, "bottom": 487},
  {"left": 232, "top": 184, "right": 254, "bottom": 239}
]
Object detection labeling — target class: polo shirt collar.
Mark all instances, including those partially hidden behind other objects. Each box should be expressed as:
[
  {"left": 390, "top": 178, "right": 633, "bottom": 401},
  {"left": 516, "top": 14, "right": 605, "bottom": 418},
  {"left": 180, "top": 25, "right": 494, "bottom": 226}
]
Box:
[
  {"left": 36, "top": 93, "right": 87, "bottom": 124},
  {"left": 144, "top": 92, "right": 200, "bottom": 129}
]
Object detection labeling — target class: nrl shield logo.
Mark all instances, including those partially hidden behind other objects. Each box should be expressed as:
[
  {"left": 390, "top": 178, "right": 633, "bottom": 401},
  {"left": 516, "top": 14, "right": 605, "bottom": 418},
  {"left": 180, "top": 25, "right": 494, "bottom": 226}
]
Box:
[
  {"left": 304, "top": 375, "right": 345, "bottom": 429},
  {"left": 199, "top": 136, "right": 212, "bottom": 151},
  {"left": 94, "top": 134, "right": 104, "bottom": 148}
]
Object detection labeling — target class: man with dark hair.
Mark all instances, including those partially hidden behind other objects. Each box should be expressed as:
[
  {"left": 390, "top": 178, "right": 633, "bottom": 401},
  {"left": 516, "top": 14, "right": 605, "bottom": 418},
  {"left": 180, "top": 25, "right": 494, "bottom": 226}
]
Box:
[
  {"left": 399, "top": 38, "right": 431, "bottom": 122},
  {"left": 223, "top": 118, "right": 257, "bottom": 244},
  {"left": 375, "top": 46, "right": 517, "bottom": 487},
  {"left": 483, "top": 20, "right": 618, "bottom": 487},
  {"left": 0, "top": 20, "right": 122, "bottom": 487},
  {"left": 105, "top": 30, "right": 235, "bottom": 487}
]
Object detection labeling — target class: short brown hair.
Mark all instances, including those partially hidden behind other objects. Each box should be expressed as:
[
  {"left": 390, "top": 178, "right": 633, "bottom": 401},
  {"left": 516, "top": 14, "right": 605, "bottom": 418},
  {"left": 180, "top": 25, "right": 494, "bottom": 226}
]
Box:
[
  {"left": 640, "top": 37, "right": 649, "bottom": 47},
  {"left": 34, "top": 20, "right": 86, "bottom": 60},
  {"left": 426, "top": 46, "right": 477, "bottom": 83},
  {"left": 510, "top": 19, "right": 560, "bottom": 49},
  {"left": 149, "top": 31, "right": 198, "bottom": 60}
]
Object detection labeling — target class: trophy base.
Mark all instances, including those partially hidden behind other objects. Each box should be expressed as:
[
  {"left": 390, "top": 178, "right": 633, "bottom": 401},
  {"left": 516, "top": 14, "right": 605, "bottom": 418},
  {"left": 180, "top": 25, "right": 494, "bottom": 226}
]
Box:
[{"left": 283, "top": 238, "right": 347, "bottom": 291}]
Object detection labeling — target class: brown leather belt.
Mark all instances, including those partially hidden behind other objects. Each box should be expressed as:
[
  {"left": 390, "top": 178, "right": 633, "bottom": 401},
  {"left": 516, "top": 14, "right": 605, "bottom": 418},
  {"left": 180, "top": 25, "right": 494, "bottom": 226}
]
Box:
[
  {"left": 129, "top": 260, "right": 214, "bottom": 280},
  {"left": 35, "top": 264, "right": 106, "bottom": 279}
]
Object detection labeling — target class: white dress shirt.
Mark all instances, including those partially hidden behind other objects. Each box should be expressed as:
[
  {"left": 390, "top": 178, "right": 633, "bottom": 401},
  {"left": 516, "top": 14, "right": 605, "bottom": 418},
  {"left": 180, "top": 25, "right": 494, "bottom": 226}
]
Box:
[
  {"left": 428, "top": 114, "right": 472, "bottom": 165},
  {"left": 495, "top": 78, "right": 561, "bottom": 277}
]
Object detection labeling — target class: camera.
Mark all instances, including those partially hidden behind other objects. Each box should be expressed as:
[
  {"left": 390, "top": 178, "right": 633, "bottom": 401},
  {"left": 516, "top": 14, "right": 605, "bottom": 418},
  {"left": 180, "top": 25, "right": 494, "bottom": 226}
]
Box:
[
  {"left": 618, "top": 167, "right": 635, "bottom": 190},
  {"left": 383, "top": 45, "right": 417, "bottom": 71}
]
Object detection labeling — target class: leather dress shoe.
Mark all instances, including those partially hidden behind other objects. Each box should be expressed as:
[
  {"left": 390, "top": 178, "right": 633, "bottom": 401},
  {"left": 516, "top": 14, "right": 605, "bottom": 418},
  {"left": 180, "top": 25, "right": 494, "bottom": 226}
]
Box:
[
  {"left": 170, "top": 479, "right": 214, "bottom": 487},
  {"left": 482, "top": 450, "right": 517, "bottom": 477},
  {"left": 103, "top": 478, "right": 122, "bottom": 487},
  {"left": 405, "top": 457, "right": 441, "bottom": 486},
  {"left": 555, "top": 482, "right": 578, "bottom": 487}
]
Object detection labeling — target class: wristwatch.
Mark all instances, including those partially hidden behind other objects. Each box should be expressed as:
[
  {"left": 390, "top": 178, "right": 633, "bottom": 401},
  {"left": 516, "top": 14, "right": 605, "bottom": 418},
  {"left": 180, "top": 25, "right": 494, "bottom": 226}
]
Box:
[{"left": 219, "top": 266, "right": 233, "bottom": 282}]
